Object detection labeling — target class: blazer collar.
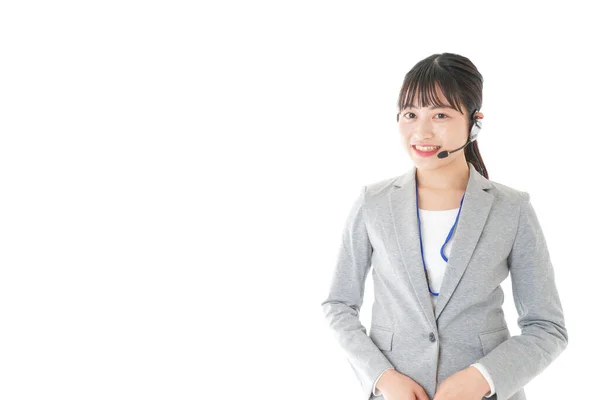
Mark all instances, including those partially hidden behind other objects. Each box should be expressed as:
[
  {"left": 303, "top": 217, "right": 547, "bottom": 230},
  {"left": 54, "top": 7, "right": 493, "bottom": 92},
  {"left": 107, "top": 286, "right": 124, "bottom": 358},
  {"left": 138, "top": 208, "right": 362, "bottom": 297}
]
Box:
[{"left": 388, "top": 162, "right": 493, "bottom": 328}]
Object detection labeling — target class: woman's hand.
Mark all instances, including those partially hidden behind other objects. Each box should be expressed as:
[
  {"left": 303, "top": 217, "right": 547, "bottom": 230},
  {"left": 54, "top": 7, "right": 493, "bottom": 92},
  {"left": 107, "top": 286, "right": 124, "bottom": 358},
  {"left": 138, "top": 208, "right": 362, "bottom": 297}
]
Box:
[
  {"left": 377, "top": 369, "right": 430, "bottom": 400},
  {"left": 432, "top": 366, "right": 490, "bottom": 400}
]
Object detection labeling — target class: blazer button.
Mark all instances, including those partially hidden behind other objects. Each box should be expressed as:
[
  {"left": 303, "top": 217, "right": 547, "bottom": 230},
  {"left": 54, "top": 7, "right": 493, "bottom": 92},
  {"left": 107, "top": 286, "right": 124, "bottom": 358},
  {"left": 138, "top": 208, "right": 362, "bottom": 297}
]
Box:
[{"left": 429, "top": 332, "right": 436, "bottom": 342}]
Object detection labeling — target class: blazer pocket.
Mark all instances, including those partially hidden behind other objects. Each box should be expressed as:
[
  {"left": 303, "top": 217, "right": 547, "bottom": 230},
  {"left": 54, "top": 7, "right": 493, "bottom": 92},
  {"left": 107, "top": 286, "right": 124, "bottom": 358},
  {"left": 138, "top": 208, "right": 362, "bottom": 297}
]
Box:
[
  {"left": 369, "top": 325, "right": 394, "bottom": 351},
  {"left": 479, "top": 326, "right": 510, "bottom": 355}
]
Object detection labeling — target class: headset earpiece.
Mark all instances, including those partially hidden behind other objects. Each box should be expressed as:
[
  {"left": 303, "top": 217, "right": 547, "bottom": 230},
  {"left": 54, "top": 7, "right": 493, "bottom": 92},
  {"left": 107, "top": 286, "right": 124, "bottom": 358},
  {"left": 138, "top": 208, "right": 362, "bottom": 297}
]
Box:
[
  {"left": 469, "top": 109, "right": 482, "bottom": 142},
  {"left": 468, "top": 108, "right": 485, "bottom": 176}
]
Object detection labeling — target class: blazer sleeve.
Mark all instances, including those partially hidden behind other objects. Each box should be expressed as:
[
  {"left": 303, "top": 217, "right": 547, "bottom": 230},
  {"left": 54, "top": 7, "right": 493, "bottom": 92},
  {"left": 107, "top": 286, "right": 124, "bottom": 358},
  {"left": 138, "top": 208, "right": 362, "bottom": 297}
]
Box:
[
  {"left": 321, "top": 186, "right": 395, "bottom": 400},
  {"left": 474, "top": 191, "right": 569, "bottom": 400}
]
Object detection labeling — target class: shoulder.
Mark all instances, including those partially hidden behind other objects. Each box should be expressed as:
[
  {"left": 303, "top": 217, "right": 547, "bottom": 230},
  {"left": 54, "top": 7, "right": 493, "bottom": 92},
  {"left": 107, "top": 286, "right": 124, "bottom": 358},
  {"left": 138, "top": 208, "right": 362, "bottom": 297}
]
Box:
[
  {"left": 485, "top": 178, "right": 530, "bottom": 204},
  {"left": 361, "top": 176, "right": 400, "bottom": 204},
  {"left": 352, "top": 176, "right": 401, "bottom": 215},
  {"left": 364, "top": 176, "right": 399, "bottom": 195}
]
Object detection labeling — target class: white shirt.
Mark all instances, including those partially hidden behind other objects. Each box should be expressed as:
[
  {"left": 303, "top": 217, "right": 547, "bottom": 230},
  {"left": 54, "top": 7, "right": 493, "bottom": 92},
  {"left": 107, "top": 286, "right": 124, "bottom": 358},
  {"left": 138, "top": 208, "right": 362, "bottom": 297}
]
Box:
[{"left": 372, "top": 207, "right": 495, "bottom": 397}]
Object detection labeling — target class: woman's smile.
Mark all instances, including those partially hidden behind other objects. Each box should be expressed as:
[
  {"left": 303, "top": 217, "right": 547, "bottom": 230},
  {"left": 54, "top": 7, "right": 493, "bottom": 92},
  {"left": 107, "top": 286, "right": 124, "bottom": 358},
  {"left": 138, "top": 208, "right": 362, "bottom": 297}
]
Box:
[{"left": 412, "top": 145, "right": 441, "bottom": 157}]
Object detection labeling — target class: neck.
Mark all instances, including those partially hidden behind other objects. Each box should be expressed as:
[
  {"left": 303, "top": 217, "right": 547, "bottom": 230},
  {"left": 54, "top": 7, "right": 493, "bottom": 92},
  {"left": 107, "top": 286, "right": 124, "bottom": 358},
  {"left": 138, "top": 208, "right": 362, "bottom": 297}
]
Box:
[{"left": 415, "top": 161, "right": 470, "bottom": 190}]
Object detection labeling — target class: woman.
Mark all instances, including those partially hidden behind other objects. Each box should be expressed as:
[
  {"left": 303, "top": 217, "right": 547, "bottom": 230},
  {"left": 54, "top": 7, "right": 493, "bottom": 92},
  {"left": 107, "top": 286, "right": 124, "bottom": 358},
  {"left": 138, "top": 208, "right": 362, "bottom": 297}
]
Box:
[{"left": 320, "top": 53, "right": 568, "bottom": 400}]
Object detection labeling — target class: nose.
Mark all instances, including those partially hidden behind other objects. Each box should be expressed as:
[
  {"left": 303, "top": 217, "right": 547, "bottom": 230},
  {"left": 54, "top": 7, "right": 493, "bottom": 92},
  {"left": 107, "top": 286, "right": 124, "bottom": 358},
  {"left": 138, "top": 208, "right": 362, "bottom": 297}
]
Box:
[
  {"left": 415, "top": 117, "right": 434, "bottom": 132},
  {"left": 412, "top": 129, "right": 434, "bottom": 141},
  {"left": 411, "top": 119, "right": 436, "bottom": 140}
]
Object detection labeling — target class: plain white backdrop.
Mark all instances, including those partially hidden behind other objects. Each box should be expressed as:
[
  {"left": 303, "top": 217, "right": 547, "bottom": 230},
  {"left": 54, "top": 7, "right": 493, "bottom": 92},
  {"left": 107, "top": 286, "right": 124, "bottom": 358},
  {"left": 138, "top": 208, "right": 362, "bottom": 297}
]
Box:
[{"left": 0, "top": 1, "right": 597, "bottom": 399}]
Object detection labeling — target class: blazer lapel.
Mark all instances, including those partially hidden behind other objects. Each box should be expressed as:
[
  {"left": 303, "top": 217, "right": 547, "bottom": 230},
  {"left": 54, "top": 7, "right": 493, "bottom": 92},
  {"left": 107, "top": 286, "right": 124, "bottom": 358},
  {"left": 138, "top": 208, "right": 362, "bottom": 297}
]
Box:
[{"left": 388, "top": 162, "right": 493, "bottom": 328}]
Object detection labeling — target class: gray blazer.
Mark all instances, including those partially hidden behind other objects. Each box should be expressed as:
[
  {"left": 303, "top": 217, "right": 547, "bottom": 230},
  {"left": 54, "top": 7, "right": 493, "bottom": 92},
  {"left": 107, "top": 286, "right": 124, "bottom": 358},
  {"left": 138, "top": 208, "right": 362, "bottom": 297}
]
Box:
[{"left": 321, "top": 162, "right": 568, "bottom": 400}]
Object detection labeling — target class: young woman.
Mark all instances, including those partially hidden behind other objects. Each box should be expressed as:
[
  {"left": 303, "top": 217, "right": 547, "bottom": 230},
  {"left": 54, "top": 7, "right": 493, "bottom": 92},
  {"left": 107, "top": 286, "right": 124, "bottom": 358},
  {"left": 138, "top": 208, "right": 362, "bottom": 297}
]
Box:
[{"left": 321, "top": 53, "right": 568, "bottom": 400}]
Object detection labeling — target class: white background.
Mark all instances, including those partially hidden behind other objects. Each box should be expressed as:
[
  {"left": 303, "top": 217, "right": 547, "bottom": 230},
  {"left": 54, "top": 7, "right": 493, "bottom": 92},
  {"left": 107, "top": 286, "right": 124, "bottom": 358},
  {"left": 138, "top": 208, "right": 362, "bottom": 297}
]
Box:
[{"left": 0, "top": 1, "right": 596, "bottom": 399}]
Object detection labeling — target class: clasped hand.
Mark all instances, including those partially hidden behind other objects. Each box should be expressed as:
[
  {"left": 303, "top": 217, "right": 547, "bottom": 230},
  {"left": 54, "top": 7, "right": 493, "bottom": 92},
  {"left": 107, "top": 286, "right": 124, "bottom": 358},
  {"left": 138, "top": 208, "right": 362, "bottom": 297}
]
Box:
[{"left": 432, "top": 366, "right": 490, "bottom": 400}]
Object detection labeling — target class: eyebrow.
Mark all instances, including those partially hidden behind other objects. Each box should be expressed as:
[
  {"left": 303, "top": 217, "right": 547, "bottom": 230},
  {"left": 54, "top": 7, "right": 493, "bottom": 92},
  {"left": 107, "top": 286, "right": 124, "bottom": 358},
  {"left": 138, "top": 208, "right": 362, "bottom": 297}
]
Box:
[{"left": 404, "top": 104, "right": 456, "bottom": 110}]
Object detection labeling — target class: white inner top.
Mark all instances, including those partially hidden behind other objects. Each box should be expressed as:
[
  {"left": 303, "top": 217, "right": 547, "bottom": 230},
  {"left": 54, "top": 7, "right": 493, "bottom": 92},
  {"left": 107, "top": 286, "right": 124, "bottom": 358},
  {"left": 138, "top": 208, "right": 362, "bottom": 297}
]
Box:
[{"left": 417, "top": 207, "right": 460, "bottom": 310}]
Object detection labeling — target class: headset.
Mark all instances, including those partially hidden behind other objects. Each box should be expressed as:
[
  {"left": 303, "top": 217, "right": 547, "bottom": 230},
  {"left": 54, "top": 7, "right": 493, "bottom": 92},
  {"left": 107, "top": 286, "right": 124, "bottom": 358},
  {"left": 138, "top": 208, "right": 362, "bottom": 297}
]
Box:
[{"left": 438, "top": 108, "right": 484, "bottom": 175}]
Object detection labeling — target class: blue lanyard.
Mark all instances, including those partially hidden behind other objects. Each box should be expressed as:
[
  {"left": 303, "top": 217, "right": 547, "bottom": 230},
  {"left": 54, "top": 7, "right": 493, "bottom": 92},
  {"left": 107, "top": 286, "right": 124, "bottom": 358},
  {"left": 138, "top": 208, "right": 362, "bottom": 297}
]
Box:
[{"left": 415, "top": 180, "right": 465, "bottom": 296}]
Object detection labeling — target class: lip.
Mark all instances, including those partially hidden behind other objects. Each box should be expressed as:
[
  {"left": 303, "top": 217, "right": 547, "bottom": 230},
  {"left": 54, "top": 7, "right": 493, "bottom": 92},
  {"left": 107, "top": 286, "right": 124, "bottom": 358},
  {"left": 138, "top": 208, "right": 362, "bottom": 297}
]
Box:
[{"left": 412, "top": 145, "right": 441, "bottom": 157}]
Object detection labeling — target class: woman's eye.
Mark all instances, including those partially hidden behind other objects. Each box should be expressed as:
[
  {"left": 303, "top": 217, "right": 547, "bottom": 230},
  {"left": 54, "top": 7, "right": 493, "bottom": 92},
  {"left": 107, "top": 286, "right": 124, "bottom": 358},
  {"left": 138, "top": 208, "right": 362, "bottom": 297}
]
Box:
[{"left": 403, "top": 112, "right": 448, "bottom": 119}]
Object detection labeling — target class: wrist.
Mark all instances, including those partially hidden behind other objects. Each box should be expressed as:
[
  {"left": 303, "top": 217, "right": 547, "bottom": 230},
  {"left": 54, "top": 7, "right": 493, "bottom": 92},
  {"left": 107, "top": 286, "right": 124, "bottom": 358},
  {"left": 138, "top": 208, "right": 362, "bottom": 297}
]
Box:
[
  {"left": 376, "top": 368, "right": 396, "bottom": 393},
  {"left": 469, "top": 366, "right": 491, "bottom": 396}
]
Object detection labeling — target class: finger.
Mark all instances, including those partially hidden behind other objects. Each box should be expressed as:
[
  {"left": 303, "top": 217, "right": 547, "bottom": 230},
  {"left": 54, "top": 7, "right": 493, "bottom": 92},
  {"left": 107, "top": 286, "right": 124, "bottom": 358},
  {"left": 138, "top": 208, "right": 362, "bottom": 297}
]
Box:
[{"left": 415, "top": 387, "right": 430, "bottom": 400}]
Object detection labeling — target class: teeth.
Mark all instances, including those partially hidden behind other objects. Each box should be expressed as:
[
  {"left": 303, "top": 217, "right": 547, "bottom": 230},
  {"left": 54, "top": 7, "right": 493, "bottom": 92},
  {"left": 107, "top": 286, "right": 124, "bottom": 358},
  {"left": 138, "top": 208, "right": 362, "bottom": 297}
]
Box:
[{"left": 415, "top": 145, "right": 440, "bottom": 152}]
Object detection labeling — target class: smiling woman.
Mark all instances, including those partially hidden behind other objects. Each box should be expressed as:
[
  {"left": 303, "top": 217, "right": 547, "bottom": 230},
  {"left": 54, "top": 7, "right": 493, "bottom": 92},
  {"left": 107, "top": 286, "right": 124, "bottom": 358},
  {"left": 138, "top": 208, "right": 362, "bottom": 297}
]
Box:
[{"left": 321, "top": 52, "right": 568, "bottom": 400}]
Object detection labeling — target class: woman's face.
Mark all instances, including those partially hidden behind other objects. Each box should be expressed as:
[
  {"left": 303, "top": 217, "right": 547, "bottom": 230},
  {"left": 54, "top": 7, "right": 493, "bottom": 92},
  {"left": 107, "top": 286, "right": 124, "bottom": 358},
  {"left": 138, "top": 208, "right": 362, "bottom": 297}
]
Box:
[{"left": 398, "top": 88, "right": 477, "bottom": 171}]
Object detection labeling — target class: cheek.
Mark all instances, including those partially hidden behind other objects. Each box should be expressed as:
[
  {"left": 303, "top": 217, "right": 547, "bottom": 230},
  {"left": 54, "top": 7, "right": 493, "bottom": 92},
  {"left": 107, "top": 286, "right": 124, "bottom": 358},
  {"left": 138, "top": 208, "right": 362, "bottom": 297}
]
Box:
[{"left": 398, "top": 126, "right": 411, "bottom": 139}]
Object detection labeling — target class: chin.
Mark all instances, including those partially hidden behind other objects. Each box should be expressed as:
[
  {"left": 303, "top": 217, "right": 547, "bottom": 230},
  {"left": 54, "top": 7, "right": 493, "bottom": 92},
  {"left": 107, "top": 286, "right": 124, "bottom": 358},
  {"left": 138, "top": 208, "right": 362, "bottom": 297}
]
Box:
[{"left": 412, "top": 158, "right": 442, "bottom": 169}]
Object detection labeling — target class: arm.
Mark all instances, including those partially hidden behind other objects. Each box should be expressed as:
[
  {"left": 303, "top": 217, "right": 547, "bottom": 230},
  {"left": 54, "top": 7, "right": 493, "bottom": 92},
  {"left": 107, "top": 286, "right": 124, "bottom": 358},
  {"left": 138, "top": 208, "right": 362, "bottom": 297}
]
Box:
[
  {"left": 474, "top": 191, "right": 568, "bottom": 400},
  {"left": 321, "top": 186, "right": 395, "bottom": 400}
]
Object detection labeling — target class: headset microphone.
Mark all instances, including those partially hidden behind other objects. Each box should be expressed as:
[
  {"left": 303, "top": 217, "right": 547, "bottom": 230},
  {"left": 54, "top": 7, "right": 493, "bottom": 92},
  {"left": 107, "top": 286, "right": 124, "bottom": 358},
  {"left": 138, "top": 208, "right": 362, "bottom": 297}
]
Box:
[{"left": 437, "top": 109, "right": 482, "bottom": 159}]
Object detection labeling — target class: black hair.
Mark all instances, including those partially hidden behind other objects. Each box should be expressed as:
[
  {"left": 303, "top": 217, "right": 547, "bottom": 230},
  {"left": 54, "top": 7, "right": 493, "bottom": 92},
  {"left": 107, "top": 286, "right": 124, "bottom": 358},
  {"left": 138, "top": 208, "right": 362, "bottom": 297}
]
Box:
[{"left": 396, "top": 53, "right": 488, "bottom": 179}]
